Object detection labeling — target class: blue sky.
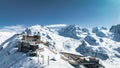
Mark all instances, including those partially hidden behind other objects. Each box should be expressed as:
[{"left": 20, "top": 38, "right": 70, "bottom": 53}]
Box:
[{"left": 0, "top": 0, "right": 120, "bottom": 28}]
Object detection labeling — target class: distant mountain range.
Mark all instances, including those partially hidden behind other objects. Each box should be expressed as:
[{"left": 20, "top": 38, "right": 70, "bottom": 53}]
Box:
[{"left": 0, "top": 24, "right": 120, "bottom": 68}]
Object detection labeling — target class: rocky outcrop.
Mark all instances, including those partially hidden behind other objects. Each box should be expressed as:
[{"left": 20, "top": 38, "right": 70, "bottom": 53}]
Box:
[
  {"left": 76, "top": 41, "right": 109, "bottom": 60},
  {"left": 110, "top": 24, "right": 120, "bottom": 34},
  {"left": 59, "top": 25, "right": 89, "bottom": 39},
  {"left": 110, "top": 24, "right": 120, "bottom": 41},
  {"left": 85, "top": 35, "right": 99, "bottom": 45},
  {"left": 92, "top": 27, "right": 106, "bottom": 37}
]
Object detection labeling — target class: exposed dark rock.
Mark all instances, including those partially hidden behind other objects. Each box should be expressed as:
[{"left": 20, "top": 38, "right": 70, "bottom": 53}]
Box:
[
  {"left": 110, "top": 24, "right": 120, "bottom": 41},
  {"left": 110, "top": 24, "right": 120, "bottom": 34},
  {"left": 85, "top": 35, "right": 99, "bottom": 45},
  {"left": 76, "top": 42, "right": 109, "bottom": 60},
  {"left": 92, "top": 27, "right": 106, "bottom": 37}
]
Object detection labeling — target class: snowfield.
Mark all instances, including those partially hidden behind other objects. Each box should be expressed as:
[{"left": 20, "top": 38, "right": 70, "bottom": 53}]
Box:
[
  {"left": 0, "top": 32, "right": 15, "bottom": 45},
  {"left": 0, "top": 24, "right": 120, "bottom": 68}
]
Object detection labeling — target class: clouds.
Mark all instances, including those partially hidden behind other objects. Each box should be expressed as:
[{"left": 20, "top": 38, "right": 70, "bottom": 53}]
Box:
[
  {"left": 0, "top": 25, "right": 26, "bottom": 33},
  {"left": 46, "top": 24, "right": 67, "bottom": 27}
]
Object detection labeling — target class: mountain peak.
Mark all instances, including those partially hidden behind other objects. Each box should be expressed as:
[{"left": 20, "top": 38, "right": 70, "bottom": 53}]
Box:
[{"left": 110, "top": 24, "right": 120, "bottom": 34}]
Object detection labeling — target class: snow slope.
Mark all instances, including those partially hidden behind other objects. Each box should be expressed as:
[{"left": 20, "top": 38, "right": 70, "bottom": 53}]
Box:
[{"left": 0, "top": 24, "right": 120, "bottom": 68}]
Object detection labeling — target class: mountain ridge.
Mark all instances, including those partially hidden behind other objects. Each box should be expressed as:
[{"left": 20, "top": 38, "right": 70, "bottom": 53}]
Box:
[{"left": 0, "top": 24, "right": 120, "bottom": 68}]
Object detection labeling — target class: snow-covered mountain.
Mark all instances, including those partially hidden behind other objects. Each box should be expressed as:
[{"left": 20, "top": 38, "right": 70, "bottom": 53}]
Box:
[
  {"left": 59, "top": 25, "right": 89, "bottom": 39},
  {"left": 0, "top": 24, "right": 120, "bottom": 68}
]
